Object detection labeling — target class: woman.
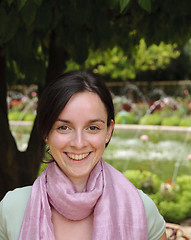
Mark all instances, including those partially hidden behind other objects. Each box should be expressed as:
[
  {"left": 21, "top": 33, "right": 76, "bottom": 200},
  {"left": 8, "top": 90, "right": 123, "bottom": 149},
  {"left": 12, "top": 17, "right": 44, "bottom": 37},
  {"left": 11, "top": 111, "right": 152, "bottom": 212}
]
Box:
[{"left": 0, "top": 71, "right": 167, "bottom": 239}]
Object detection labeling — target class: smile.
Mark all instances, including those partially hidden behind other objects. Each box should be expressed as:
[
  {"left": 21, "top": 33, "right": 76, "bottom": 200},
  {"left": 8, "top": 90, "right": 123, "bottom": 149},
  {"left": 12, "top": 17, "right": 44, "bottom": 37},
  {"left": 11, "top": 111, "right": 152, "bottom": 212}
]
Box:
[{"left": 66, "top": 152, "right": 90, "bottom": 161}]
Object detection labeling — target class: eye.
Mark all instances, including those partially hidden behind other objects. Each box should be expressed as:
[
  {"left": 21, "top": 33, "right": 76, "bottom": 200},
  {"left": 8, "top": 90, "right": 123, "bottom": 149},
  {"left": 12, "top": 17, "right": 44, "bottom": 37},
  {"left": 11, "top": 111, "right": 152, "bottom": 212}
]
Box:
[
  {"left": 88, "top": 125, "right": 100, "bottom": 132},
  {"left": 57, "top": 125, "right": 70, "bottom": 132}
]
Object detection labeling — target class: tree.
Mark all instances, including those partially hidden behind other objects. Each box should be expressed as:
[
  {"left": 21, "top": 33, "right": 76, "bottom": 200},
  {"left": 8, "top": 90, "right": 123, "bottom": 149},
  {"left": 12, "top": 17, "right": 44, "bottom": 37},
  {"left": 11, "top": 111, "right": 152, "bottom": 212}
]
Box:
[
  {"left": 65, "top": 39, "right": 180, "bottom": 80},
  {"left": 1, "top": 0, "right": 191, "bottom": 199}
]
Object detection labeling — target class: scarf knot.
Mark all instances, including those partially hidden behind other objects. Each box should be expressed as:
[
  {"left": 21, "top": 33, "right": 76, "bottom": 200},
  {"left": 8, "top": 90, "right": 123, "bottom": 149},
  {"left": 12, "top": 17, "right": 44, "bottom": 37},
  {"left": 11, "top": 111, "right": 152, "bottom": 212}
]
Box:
[{"left": 47, "top": 162, "right": 103, "bottom": 220}]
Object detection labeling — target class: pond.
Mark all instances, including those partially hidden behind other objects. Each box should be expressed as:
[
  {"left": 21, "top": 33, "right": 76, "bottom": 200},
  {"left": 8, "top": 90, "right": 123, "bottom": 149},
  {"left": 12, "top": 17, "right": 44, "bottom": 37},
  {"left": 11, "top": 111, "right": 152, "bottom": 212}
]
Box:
[
  {"left": 10, "top": 123, "right": 191, "bottom": 182},
  {"left": 103, "top": 128, "right": 191, "bottom": 182}
]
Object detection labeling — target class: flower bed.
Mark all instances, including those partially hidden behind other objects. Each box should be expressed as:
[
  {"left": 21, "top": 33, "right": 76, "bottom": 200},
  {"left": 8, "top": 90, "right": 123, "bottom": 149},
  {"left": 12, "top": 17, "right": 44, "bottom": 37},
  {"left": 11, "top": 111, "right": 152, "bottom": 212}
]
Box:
[
  {"left": 114, "top": 90, "right": 191, "bottom": 127},
  {"left": 8, "top": 89, "right": 37, "bottom": 121},
  {"left": 123, "top": 170, "right": 191, "bottom": 224}
]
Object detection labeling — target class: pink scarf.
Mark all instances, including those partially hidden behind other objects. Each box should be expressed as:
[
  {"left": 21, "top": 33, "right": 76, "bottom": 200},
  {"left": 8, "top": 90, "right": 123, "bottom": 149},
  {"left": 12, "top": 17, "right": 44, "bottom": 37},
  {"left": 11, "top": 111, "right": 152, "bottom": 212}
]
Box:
[{"left": 18, "top": 159, "right": 147, "bottom": 239}]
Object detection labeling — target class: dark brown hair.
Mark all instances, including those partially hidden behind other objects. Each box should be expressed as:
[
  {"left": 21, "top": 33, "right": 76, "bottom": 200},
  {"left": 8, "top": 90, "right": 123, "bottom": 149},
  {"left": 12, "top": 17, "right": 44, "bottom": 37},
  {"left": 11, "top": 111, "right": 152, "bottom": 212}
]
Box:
[{"left": 37, "top": 71, "right": 115, "bottom": 147}]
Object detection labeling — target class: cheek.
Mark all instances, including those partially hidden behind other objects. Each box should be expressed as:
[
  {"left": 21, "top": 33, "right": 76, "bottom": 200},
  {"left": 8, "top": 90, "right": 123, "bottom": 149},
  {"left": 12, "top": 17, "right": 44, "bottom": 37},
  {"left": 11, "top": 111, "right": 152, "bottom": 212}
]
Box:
[
  {"left": 48, "top": 133, "right": 68, "bottom": 149},
  {"left": 88, "top": 134, "right": 107, "bottom": 149}
]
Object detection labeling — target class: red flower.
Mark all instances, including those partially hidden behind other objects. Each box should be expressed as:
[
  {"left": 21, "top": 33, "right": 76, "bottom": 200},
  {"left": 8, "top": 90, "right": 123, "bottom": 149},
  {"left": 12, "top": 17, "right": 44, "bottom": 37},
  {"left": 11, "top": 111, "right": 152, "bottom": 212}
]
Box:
[{"left": 11, "top": 100, "right": 21, "bottom": 105}]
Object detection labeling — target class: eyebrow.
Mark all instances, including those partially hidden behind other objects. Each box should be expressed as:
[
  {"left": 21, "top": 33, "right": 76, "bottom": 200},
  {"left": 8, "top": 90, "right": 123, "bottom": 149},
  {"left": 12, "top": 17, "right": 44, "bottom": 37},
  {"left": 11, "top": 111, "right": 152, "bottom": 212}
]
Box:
[{"left": 57, "top": 118, "right": 105, "bottom": 124}]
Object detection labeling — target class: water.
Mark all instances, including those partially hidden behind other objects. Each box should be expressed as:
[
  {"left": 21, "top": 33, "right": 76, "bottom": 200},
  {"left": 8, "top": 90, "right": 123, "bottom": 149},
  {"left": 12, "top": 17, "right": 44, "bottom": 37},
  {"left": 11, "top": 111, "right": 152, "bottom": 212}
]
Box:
[
  {"left": 110, "top": 82, "right": 191, "bottom": 182},
  {"left": 103, "top": 129, "right": 191, "bottom": 181},
  {"left": 105, "top": 134, "right": 188, "bottom": 162}
]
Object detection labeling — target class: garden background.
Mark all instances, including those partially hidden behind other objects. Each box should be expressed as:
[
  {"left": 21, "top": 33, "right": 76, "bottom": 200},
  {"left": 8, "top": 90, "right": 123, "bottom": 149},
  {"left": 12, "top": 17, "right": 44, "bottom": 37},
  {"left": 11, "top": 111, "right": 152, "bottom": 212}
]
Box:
[{"left": 1, "top": 0, "right": 191, "bottom": 237}]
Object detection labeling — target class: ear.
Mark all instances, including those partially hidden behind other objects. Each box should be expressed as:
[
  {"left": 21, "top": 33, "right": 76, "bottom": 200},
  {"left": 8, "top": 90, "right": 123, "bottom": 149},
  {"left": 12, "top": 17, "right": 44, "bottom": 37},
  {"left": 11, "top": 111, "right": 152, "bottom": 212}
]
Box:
[{"left": 106, "top": 119, "right": 114, "bottom": 143}]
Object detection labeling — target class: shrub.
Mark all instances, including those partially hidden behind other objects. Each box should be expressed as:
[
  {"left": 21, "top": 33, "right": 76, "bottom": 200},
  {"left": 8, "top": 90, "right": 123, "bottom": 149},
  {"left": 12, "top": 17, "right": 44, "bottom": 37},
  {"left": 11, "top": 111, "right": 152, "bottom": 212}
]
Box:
[
  {"left": 24, "top": 113, "right": 36, "bottom": 121},
  {"left": 149, "top": 192, "right": 163, "bottom": 206},
  {"left": 159, "top": 183, "right": 177, "bottom": 202},
  {"left": 115, "top": 110, "right": 137, "bottom": 124},
  {"left": 157, "top": 175, "right": 191, "bottom": 223},
  {"left": 179, "top": 191, "right": 191, "bottom": 218},
  {"left": 126, "top": 113, "right": 137, "bottom": 124},
  {"left": 8, "top": 111, "right": 36, "bottom": 121},
  {"left": 175, "top": 175, "right": 191, "bottom": 193},
  {"left": 159, "top": 201, "right": 188, "bottom": 223},
  {"left": 161, "top": 116, "right": 180, "bottom": 126},
  {"left": 8, "top": 111, "right": 24, "bottom": 120},
  {"left": 123, "top": 171, "right": 191, "bottom": 223},
  {"left": 159, "top": 107, "right": 174, "bottom": 118},
  {"left": 123, "top": 170, "right": 162, "bottom": 194},
  {"left": 179, "top": 117, "right": 191, "bottom": 127},
  {"left": 106, "top": 159, "right": 127, "bottom": 173},
  {"left": 138, "top": 113, "right": 162, "bottom": 125}
]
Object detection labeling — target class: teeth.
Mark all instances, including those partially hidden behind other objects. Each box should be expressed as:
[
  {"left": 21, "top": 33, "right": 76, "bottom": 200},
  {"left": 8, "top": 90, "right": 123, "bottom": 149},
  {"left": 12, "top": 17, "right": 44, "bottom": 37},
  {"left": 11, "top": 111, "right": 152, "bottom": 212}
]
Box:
[{"left": 67, "top": 153, "right": 89, "bottom": 160}]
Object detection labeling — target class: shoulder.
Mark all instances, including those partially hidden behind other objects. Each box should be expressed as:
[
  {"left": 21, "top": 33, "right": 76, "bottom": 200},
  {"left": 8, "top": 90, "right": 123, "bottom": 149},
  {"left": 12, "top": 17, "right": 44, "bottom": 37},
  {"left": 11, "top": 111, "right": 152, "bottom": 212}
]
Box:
[
  {"left": 0, "top": 186, "right": 32, "bottom": 240},
  {"left": 138, "top": 190, "right": 166, "bottom": 240},
  {"left": 2, "top": 186, "right": 32, "bottom": 204},
  {"left": 1, "top": 186, "right": 32, "bottom": 217}
]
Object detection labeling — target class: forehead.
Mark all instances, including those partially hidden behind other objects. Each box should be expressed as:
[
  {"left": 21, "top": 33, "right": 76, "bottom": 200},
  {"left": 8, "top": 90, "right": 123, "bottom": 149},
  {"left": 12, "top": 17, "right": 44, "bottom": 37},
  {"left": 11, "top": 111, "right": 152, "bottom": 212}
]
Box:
[{"left": 58, "top": 91, "right": 107, "bottom": 119}]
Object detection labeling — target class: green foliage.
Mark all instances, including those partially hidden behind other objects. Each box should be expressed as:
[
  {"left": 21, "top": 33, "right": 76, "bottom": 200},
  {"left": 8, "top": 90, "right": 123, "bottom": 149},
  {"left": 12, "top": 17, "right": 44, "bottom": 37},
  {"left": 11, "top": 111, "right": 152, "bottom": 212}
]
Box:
[
  {"left": 159, "top": 201, "right": 188, "bottom": 223},
  {"left": 66, "top": 46, "right": 137, "bottom": 80},
  {"left": 159, "top": 105, "right": 180, "bottom": 118},
  {"left": 0, "top": 7, "right": 19, "bottom": 44},
  {"left": 38, "top": 162, "right": 47, "bottom": 176},
  {"left": 123, "top": 171, "right": 191, "bottom": 223},
  {"left": 157, "top": 175, "right": 191, "bottom": 223},
  {"left": 1, "top": 0, "right": 191, "bottom": 87},
  {"left": 131, "top": 103, "right": 149, "bottom": 121},
  {"left": 175, "top": 175, "right": 191, "bottom": 193},
  {"left": 120, "top": 0, "right": 130, "bottom": 12},
  {"left": 115, "top": 110, "right": 137, "bottom": 124},
  {"left": 66, "top": 40, "right": 180, "bottom": 81},
  {"left": 135, "top": 39, "right": 180, "bottom": 72},
  {"left": 20, "top": 1, "right": 37, "bottom": 26},
  {"left": 114, "top": 95, "right": 191, "bottom": 127},
  {"left": 179, "top": 117, "right": 191, "bottom": 127},
  {"left": 161, "top": 116, "right": 180, "bottom": 126},
  {"left": 17, "top": 0, "right": 28, "bottom": 11},
  {"left": 159, "top": 184, "right": 177, "bottom": 203},
  {"left": 8, "top": 111, "right": 23, "bottom": 120},
  {"left": 137, "top": 0, "right": 151, "bottom": 13},
  {"left": 139, "top": 113, "right": 162, "bottom": 125},
  {"left": 179, "top": 191, "right": 191, "bottom": 218},
  {"left": 123, "top": 170, "right": 161, "bottom": 194},
  {"left": 8, "top": 111, "right": 35, "bottom": 121},
  {"left": 23, "top": 113, "right": 35, "bottom": 121}
]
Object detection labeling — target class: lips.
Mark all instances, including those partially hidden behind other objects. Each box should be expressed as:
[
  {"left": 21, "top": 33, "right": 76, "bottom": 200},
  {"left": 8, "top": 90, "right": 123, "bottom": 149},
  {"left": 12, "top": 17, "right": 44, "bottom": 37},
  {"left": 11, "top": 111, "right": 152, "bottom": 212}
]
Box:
[{"left": 66, "top": 152, "right": 90, "bottom": 161}]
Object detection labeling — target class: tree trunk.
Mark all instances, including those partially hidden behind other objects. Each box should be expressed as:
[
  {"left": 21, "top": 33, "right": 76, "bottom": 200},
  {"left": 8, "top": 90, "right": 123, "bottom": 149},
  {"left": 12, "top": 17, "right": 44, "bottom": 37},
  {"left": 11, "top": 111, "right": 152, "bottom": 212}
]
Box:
[
  {"left": 0, "top": 47, "right": 43, "bottom": 199},
  {"left": 0, "top": 34, "right": 69, "bottom": 200},
  {"left": 0, "top": 49, "right": 21, "bottom": 200},
  {"left": 45, "top": 31, "right": 69, "bottom": 85}
]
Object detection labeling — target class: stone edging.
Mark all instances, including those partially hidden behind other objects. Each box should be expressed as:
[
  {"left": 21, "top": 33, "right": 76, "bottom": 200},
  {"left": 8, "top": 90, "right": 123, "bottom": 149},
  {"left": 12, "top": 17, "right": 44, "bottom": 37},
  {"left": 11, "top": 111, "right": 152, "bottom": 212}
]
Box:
[
  {"left": 9, "top": 121, "right": 191, "bottom": 133},
  {"left": 115, "top": 124, "right": 191, "bottom": 133}
]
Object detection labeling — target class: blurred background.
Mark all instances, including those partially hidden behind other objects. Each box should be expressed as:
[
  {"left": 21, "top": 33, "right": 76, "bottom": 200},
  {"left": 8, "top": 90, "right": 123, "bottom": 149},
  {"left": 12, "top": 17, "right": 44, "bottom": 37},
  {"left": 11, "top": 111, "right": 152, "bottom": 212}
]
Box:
[{"left": 1, "top": 0, "right": 191, "bottom": 234}]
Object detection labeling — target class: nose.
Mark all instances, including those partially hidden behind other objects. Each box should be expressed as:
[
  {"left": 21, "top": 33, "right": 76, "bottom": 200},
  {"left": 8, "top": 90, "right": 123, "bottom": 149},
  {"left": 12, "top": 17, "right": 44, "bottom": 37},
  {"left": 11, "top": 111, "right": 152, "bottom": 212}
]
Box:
[{"left": 70, "top": 130, "right": 88, "bottom": 149}]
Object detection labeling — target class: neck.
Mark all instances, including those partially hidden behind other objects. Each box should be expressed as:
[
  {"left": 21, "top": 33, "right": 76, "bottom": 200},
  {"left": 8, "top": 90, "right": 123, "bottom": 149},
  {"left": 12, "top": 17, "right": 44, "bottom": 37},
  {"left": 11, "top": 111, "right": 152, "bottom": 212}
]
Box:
[{"left": 70, "top": 176, "right": 89, "bottom": 192}]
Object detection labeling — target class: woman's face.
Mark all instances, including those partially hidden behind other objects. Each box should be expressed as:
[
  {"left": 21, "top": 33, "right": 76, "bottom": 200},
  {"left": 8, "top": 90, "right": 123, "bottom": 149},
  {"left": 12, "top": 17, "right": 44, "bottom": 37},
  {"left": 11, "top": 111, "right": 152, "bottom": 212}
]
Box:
[{"left": 47, "top": 91, "right": 114, "bottom": 190}]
